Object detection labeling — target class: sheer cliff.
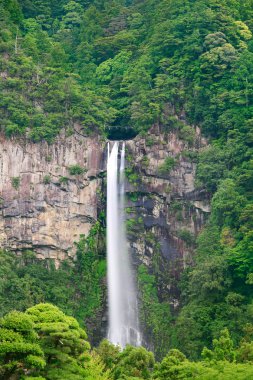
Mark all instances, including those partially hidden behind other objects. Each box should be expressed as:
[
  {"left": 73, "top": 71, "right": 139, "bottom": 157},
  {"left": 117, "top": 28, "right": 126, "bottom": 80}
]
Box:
[
  {"left": 0, "top": 0, "right": 253, "bottom": 362},
  {"left": 0, "top": 133, "right": 103, "bottom": 263},
  {"left": 0, "top": 125, "right": 208, "bottom": 264}
]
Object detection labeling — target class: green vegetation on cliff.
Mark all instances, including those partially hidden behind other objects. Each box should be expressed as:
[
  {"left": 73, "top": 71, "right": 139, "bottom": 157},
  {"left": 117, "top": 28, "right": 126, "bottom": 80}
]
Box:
[
  {"left": 0, "top": 0, "right": 253, "bottom": 369},
  {"left": 0, "top": 222, "right": 106, "bottom": 345}
]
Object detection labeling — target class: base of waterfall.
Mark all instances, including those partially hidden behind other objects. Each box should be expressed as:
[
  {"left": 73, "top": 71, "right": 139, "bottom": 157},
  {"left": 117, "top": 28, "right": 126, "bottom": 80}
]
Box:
[{"left": 108, "top": 326, "right": 142, "bottom": 348}]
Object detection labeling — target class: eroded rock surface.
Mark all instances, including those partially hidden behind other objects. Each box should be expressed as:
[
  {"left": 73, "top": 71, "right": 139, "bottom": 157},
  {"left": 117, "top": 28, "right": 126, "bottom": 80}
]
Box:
[
  {"left": 0, "top": 125, "right": 210, "bottom": 278},
  {"left": 0, "top": 132, "right": 104, "bottom": 264},
  {"left": 124, "top": 125, "right": 210, "bottom": 305}
]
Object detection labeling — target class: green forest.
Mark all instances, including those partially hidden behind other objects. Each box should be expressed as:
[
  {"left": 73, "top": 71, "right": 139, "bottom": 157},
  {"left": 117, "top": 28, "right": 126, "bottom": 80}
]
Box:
[{"left": 0, "top": 0, "right": 253, "bottom": 378}]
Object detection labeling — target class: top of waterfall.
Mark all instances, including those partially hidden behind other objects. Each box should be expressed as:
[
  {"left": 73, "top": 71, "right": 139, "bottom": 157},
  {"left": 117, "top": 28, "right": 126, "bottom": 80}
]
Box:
[{"left": 105, "top": 125, "right": 138, "bottom": 140}]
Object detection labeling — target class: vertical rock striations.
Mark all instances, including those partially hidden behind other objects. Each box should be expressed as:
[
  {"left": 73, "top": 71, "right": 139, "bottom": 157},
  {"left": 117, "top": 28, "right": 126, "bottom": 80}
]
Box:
[
  {"left": 0, "top": 133, "right": 104, "bottom": 264},
  {"left": 125, "top": 125, "right": 210, "bottom": 307},
  {"left": 0, "top": 125, "right": 210, "bottom": 279}
]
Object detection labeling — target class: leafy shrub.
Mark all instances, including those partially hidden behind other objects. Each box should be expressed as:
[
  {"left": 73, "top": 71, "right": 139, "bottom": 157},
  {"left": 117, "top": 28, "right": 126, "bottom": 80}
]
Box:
[
  {"left": 178, "top": 125, "right": 195, "bottom": 145},
  {"left": 181, "top": 150, "right": 198, "bottom": 162},
  {"left": 141, "top": 156, "right": 150, "bottom": 168},
  {"left": 146, "top": 136, "right": 155, "bottom": 147},
  {"left": 45, "top": 155, "right": 52, "bottom": 162},
  {"left": 196, "top": 146, "right": 227, "bottom": 192},
  {"left": 158, "top": 157, "right": 177, "bottom": 175},
  {"left": 68, "top": 165, "right": 86, "bottom": 175},
  {"left": 43, "top": 175, "right": 51, "bottom": 184},
  {"left": 125, "top": 167, "right": 139, "bottom": 185},
  {"left": 126, "top": 217, "right": 144, "bottom": 235},
  {"left": 177, "top": 229, "right": 196, "bottom": 247},
  {"left": 59, "top": 176, "right": 69, "bottom": 184},
  {"left": 127, "top": 192, "right": 139, "bottom": 202},
  {"left": 11, "top": 177, "right": 20, "bottom": 189}
]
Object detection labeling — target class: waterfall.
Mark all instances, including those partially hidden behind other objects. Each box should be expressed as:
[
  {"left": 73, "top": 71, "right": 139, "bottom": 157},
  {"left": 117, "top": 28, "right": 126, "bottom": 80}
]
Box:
[{"left": 107, "top": 141, "right": 141, "bottom": 347}]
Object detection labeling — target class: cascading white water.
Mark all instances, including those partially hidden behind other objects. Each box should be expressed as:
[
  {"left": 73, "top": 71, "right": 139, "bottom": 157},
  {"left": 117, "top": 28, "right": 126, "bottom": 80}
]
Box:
[{"left": 107, "top": 141, "right": 141, "bottom": 347}]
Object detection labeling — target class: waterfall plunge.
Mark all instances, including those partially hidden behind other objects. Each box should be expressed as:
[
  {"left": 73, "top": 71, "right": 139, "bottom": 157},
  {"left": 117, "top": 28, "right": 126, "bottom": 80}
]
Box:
[{"left": 107, "top": 142, "right": 141, "bottom": 347}]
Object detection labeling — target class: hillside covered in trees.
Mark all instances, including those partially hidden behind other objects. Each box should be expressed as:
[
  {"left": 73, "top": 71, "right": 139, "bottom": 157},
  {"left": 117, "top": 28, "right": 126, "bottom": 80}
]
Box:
[
  {"left": 1, "top": 303, "right": 253, "bottom": 379},
  {"left": 0, "top": 0, "right": 253, "bottom": 378}
]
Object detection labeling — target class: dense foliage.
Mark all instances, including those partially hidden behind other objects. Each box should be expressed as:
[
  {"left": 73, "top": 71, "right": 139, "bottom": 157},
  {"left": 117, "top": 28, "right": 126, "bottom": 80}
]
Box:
[
  {"left": 2, "top": 0, "right": 252, "bottom": 140},
  {"left": 0, "top": 222, "right": 106, "bottom": 344},
  {"left": 0, "top": 303, "right": 110, "bottom": 379},
  {"left": 0, "top": 0, "right": 253, "bottom": 371},
  {"left": 138, "top": 264, "right": 172, "bottom": 359},
  {"left": 1, "top": 304, "right": 253, "bottom": 379}
]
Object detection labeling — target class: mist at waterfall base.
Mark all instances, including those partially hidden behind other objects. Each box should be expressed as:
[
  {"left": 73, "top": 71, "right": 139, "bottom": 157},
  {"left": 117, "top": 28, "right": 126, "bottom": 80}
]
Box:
[{"left": 107, "top": 142, "right": 141, "bottom": 348}]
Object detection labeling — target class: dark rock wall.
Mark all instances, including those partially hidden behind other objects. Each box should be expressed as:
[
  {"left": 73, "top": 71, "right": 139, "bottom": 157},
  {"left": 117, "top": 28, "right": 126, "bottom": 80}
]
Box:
[{"left": 124, "top": 125, "right": 210, "bottom": 307}]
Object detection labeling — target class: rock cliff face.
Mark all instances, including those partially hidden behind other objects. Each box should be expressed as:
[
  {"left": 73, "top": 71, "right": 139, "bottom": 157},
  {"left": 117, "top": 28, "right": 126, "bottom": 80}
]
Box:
[
  {"left": 0, "top": 132, "right": 104, "bottom": 265},
  {"left": 0, "top": 126, "right": 210, "bottom": 278},
  {"left": 124, "top": 125, "right": 210, "bottom": 306}
]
